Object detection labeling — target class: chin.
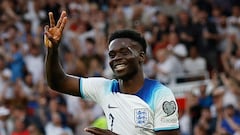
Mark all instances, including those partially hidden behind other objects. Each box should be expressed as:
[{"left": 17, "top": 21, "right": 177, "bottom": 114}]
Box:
[
  {"left": 114, "top": 73, "right": 125, "bottom": 79},
  {"left": 115, "top": 73, "right": 134, "bottom": 81}
]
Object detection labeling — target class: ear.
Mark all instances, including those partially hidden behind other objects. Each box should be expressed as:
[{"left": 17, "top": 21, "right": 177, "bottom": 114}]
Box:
[{"left": 139, "top": 51, "right": 145, "bottom": 64}]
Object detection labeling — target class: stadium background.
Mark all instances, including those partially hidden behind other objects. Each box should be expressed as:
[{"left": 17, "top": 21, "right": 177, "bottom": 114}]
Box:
[{"left": 0, "top": 0, "right": 240, "bottom": 135}]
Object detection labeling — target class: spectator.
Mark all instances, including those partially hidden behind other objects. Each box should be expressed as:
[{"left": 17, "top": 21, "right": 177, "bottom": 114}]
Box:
[
  {"left": 167, "top": 31, "right": 187, "bottom": 75},
  {"left": 183, "top": 46, "right": 207, "bottom": 74},
  {"left": 154, "top": 48, "right": 175, "bottom": 84},
  {"left": 221, "top": 104, "right": 240, "bottom": 135},
  {"left": 7, "top": 43, "right": 25, "bottom": 82},
  {"left": 160, "top": 0, "right": 184, "bottom": 20},
  {"left": 192, "top": 8, "right": 220, "bottom": 72},
  {"left": 0, "top": 106, "right": 10, "bottom": 135},
  {"left": 45, "top": 111, "right": 73, "bottom": 135},
  {"left": 27, "top": 123, "right": 43, "bottom": 135},
  {"left": 87, "top": 55, "right": 104, "bottom": 77},
  {"left": 175, "top": 10, "right": 195, "bottom": 50},
  {"left": 11, "top": 118, "right": 30, "bottom": 135},
  {"left": 24, "top": 44, "right": 44, "bottom": 84},
  {"left": 75, "top": 99, "right": 98, "bottom": 135},
  {"left": 198, "top": 83, "right": 213, "bottom": 108},
  {"left": 196, "top": 107, "right": 217, "bottom": 134},
  {"left": 11, "top": 104, "right": 44, "bottom": 135}
]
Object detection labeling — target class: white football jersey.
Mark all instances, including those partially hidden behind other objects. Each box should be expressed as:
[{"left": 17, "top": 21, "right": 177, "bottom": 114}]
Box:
[{"left": 79, "top": 77, "right": 179, "bottom": 135}]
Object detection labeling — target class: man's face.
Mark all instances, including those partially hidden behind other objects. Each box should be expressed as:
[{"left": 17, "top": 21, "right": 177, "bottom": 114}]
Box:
[{"left": 108, "top": 38, "right": 143, "bottom": 80}]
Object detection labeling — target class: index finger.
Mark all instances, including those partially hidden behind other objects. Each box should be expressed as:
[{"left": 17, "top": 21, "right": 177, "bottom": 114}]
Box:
[
  {"left": 48, "top": 12, "right": 55, "bottom": 27},
  {"left": 59, "top": 17, "right": 67, "bottom": 33}
]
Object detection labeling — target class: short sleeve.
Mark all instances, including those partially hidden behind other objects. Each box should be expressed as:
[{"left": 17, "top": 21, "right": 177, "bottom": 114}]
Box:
[
  {"left": 154, "top": 86, "right": 179, "bottom": 131},
  {"left": 79, "top": 77, "right": 113, "bottom": 103}
]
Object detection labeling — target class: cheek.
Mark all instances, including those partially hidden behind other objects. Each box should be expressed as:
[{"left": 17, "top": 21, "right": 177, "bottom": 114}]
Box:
[
  {"left": 109, "top": 60, "right": 114, "bottom": 68},
  {"left": 128, "top": 58, "right": 140, "bottom": 66}
]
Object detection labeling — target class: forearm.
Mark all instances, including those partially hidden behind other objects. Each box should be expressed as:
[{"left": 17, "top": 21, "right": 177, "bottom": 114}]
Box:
[
  {"left": 45, "top": 47, "right": 66, "bottom": 91},
  {"left": 226, "top": 118, "right": 240, "bottom": 131},
  {"left": 44, "top": 11, "right": 80, "bottom": 96}
]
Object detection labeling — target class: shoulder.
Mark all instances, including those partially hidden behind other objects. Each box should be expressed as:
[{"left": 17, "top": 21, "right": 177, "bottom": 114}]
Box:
[
  {"left": 144, "top": 78, "right": 172, "bottom": 94},
  {"left": 80, "top": 77, "right": 118, "bottom": 92},
  {"left": 80, "top": 77, "right": 115, "bottom": 84}
]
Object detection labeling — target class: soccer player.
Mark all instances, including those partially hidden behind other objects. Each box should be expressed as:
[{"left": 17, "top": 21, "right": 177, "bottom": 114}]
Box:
[{"left": 44, "top": 11, "right": 180, "bottom": 135}]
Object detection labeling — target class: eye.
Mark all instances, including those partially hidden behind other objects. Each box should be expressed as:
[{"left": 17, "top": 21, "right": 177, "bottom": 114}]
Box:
[
  {"left": 108, "top": 51, "right": 115, "bottom": 59},
  {"left": 120, "top": 49, "right": 131, "bottom": 55}
]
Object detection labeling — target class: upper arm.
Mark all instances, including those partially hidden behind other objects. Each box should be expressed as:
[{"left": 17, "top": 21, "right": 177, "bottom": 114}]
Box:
[
  {"left": 154, "top": 86, "right": 179, "bottom": 131},
  {"left": 79, "top": 77, "right": 113, "bottom": 103},
  {"left": 155, "top": 129, "right": 180, "bottom": 135}
]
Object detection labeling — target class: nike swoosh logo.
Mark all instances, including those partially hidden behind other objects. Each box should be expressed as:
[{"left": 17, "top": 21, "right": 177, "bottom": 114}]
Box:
[{"left": 108, "top": 104, "right": 118, "bottom": 109}]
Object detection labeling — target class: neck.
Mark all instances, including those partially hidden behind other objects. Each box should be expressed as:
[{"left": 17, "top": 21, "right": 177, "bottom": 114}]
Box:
[{"left": 119, "top": 72, "right": 145, "bottom": 94}]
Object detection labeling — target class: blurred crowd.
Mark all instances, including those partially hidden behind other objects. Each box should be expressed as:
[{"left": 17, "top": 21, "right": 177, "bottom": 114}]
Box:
[{"left": 0, "top": 0, "right": 239, "bottom": 135}]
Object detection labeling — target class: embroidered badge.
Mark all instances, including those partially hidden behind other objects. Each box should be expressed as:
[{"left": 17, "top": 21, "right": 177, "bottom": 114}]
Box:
[
  {"left": 162, "top": 101, "right": 176, "bottom": 116},
  {"left": 134, "top": 108, "right": 149, "bottom": 126}
]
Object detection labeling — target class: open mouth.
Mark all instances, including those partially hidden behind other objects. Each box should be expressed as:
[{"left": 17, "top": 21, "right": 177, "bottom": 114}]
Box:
[{"left": 114, "top": 64, "right": 127, "bottom": 71}]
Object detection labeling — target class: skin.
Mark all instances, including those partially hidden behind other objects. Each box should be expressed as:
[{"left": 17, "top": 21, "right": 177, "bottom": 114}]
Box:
[{"left": 44, "top": 11, "right": 179, "bottom": 135}]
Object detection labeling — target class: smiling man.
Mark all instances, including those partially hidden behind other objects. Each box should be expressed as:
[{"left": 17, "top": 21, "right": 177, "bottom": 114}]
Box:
[{"left": 44, "top": 11, "right": 180, "bottom": 135}]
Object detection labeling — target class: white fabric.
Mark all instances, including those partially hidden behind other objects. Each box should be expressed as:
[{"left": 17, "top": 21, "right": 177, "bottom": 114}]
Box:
[
  {"left": 80, "top": 77, "right": 179, "bottom": 134},
  {"left": 24, "top": 55, "right": 44, "bottom": 84},
  {"left": 183, "top": 57, "right": 207, "bottom": 74},
  {"left": 45, "top": 123, "right": 73, "bottom": 135}
]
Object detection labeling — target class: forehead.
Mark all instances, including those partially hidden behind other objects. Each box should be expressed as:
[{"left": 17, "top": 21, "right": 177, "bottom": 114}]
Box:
[{"left": 108, "top": 38, "right": 140, "bottom": 51}]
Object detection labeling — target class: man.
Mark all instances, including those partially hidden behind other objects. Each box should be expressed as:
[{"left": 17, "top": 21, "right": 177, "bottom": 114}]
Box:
[{"left": 44, "top": 11, "right": 179, "bottom": 135}]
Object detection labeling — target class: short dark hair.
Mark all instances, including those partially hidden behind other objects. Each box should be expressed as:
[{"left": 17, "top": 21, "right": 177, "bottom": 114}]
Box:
[{"left": 108, "top": 29, "right": 147, "bottom": 53}]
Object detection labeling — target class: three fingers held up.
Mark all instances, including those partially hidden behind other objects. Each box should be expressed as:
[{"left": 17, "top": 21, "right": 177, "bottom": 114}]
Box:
[{"left": 44, "top": 11, "right": 67, "bottom": 48}]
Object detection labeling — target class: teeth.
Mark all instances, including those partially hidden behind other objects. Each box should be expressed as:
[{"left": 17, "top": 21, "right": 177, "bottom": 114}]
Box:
[{"left": 115, "top": 64, "right": 126, "bottom": 71}]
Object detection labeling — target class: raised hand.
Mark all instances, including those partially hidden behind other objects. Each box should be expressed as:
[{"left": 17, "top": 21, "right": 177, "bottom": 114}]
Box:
[
  {"left": 84, "top": 127, "right": 118, "bottom": 135},
  {"left": 44, "top": 11, "right": 67, "bottom": 48}
]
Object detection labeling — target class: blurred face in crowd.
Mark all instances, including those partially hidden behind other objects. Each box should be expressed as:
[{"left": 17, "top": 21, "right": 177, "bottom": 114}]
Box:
[
  {"left": 198, "top": 10, "right": 208, "bottom": 22},
  {"left": 168, "top": 32, "right": 179, "bottom": 45},
  {"left": 51, "top": 112, "right": 62, "bottom": 126},
  {"left": 28, "top": 124, "right": 41, "bottom": 135},
  {"left": 30, "top": 46, "right": 40, "bottom": 57},
  {"left": 157, "top": 13, "right": 168, "bottom": 26},
  {"left": 108, "top": 38, "right": 143, "bottom": 80},
  {"left": 224, "top": 105, "right": 235, "bottom": 117},
  {"left": 14, "top": 118, "right": 26, "bottom": 132},
  {"left": 199, "top": 84, "right": 207, "bottom": 96},
  {"left": 49, "top": 98, "right": 58, "bottom": 112},
  {"left": 178, "top": 11, "right": 190, "bottom": 25},
  {"left": 232, "top": 6, "right": 240, "bottom": 16},
  {"left": 189, "top": 46, "right": 198, "bottom": 59},
  {"left": 201, "top": 108, "right": 211, "bottom": 120},
  {"left": 212, "top": 7, "right": 222, "bottom": 18},
  {"left": 219, "top": 15, "right": 227, "bottom": 27},
  {"left": 155, "top": 49, "right": 168, "bottom": 63}
]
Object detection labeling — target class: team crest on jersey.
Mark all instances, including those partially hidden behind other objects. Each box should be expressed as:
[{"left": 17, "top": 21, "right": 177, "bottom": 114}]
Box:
[
  {"left": 134, "top": 108, "right": 149, "bottom": 126},
  {"left": 162, "top": 101, "right": 176, "bottom": 116}
]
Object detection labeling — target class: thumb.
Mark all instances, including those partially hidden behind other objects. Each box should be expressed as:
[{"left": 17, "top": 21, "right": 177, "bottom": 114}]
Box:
[
  {"left": 44, "top": 25, "right": 54, "bottom": 48},
  {"left": 44, "top": 34, "right": 53, "bottom": 48}
]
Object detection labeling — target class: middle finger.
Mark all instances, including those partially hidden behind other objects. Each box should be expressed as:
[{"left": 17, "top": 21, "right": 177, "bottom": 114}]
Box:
[{"left": 56, "top": 11, "right": 67, "bottom": 28}]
